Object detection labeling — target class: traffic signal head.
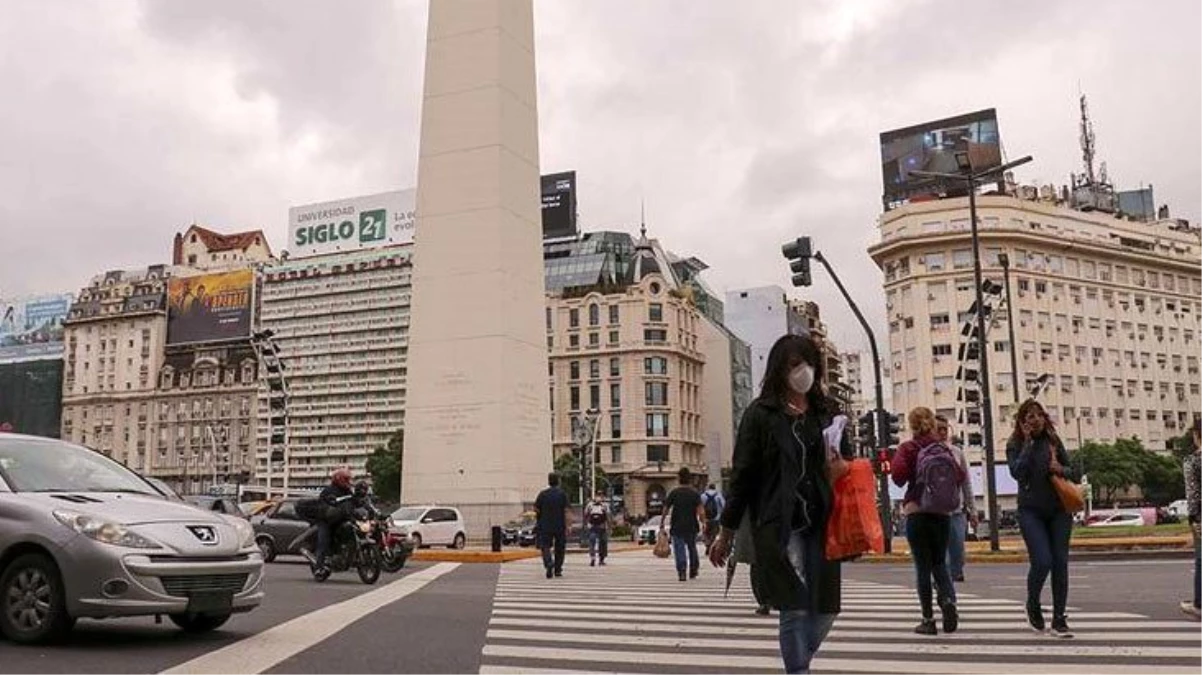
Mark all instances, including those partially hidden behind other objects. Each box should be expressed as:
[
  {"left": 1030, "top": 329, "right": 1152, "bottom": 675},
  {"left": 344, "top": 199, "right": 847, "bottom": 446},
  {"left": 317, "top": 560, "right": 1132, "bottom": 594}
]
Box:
[
  {"left": 782, "top": 237, "right": 814, "bottom": 287},
  {"left": 877, "top": 411, "right": 901, "bottom": 448},
  {"left": 857, "top": 412, "right": 876, "bottom": 447},
  {"left": 876, "top": 448, "right": 892, "bottom": 475}
]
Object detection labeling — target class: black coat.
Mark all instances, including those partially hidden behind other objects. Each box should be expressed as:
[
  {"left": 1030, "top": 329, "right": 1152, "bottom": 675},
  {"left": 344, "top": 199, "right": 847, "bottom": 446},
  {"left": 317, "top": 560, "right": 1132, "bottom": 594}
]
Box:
[
  {"left": 721, "top": 397, "right": 851, "bottom": 613},
  {"left": 1006, "top": 435, "right": 1076, "bottom": 517}
]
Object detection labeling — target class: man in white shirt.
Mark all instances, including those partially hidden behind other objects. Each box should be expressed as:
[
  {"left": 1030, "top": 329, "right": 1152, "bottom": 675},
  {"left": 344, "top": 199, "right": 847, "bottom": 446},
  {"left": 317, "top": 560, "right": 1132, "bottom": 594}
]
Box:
[
  {"left": 937, "top": 415, "right": 977, "bottom": 582},
  {"left": 584, "top": 493, "right": 610, "bottom": 566}
]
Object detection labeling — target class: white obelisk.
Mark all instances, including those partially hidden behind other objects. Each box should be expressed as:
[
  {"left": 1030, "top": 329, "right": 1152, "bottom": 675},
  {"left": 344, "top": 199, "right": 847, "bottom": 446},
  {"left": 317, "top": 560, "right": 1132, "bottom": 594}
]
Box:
[{"left": 402, "top": 0, "right": 551, "bottom": 535}]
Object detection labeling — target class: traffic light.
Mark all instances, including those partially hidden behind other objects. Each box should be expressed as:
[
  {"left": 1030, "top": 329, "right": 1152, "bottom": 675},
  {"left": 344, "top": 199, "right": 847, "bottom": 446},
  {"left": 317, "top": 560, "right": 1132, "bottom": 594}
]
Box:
[
  {"left": 781, "top": 237, "right": 813, "bottom": 287},
  {"left": 856, "top": 412, "right": 876, "bottom": 448},
  {"left": 878, "top": 411, "right": 901, "bottom": 448},
  {"left": 876, "top": 448, "right": 892, "bottom": 475}
]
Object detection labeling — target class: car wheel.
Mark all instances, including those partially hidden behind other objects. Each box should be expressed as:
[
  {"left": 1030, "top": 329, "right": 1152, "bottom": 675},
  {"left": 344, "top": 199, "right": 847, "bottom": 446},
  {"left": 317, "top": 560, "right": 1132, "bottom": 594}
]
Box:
[
  {"left": 256, "top": 537, "right": 277, "bottom": 563},
  {"left": 169, "top": 613, "right": 231, "bottom": 633},
  {"left": 0, "top": 553, "right": 75, "bottom": 644},
  {"left": 450, "top": 533, "right": 466, "bottom": 550},
  {"left": 411, "top": 533, "right": 422, "bottom": 549}
]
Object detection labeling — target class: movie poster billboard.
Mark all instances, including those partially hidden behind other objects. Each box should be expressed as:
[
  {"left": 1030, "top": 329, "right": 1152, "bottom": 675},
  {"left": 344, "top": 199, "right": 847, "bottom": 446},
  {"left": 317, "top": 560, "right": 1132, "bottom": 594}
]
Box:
[
  {"left": 541, "top": 171, "right": 578, "bottom": 240},
  {"left": 880, "top": 109, "right": 1002, "bottom": 211},
  {"left": 0, "top": 293, "right": 73, "bottom": 364},
  {"left": 166, "top": 270, "right": 253, "bottom": 345},
  {"left": 288, "top": 189, "right": 416, "bottom": 257}
]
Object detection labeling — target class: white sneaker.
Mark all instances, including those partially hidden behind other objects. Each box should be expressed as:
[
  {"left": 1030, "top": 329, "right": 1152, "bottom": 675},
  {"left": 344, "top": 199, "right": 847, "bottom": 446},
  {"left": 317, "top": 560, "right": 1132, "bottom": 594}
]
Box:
[{"left": 1180, "top": 601, "right": 1201, "bottom": 621}]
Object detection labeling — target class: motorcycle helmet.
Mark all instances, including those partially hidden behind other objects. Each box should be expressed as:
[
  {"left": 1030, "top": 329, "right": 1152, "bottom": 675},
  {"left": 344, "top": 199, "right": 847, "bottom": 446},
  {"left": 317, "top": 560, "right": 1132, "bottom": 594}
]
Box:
[{"left": 353, "top": 481, "right": 370, "bottom": 499}]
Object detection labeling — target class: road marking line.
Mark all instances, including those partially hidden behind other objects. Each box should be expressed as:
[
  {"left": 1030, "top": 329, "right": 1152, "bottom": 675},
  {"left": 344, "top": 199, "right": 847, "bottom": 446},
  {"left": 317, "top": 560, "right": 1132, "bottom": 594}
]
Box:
[
  {"left": 493, "top": 592, "right": 1020, "bottom": 606},
  {"left": 485, "top": 618, "right": 1202, "bottom": 642},
  {"left": 484, "top": 628, "right": 1202, "bottom": 659},
  {"left": 489, "top": 601, "right": 1137, "bottom": 619},
  {"left": 159, "top": 563, "right": 459, "bottom": 675}
]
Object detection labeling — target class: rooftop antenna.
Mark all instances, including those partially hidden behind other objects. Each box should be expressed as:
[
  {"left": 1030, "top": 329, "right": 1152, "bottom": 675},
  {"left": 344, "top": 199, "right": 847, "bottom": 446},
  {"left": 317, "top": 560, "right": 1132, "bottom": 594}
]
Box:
[
  {"left": 639, "top": 199, "right": 647, "bottom": 239},
  {"left": 1079, "top": 93, "right": 1097, "bottom": 186}
]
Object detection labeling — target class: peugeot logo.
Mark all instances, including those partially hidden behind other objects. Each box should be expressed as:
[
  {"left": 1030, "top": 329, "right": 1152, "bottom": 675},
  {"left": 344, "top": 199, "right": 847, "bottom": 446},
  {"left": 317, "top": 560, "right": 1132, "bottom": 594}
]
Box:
[{"left": 187, "top": 526, "right": 218, "bottom": 545}]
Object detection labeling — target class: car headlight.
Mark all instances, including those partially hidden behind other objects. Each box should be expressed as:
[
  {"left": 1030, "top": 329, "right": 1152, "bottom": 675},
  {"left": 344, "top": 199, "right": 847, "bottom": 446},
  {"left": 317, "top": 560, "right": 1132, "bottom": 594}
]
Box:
[
  {"left": 53, "top": 510, "right": 160, "bottom": 549},
  {"left": 231, "top": 517, "right": 256, "bottom": 549}
]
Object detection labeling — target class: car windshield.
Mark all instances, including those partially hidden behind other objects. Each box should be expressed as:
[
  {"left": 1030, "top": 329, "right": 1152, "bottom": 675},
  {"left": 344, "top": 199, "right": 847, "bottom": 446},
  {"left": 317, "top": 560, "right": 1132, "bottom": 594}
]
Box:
[
  {"left": 644, "top": 516, "right": 663, "bottom": 527},
  {"left": 0, "top": 436, "right": 157, "bottom": 494},
  {"left": 393, "top": 507, "right": 426, "bottom": 521}
]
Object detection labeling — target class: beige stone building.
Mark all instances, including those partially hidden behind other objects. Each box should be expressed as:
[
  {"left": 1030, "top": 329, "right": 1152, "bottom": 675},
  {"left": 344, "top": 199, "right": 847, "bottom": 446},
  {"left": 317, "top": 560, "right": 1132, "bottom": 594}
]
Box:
[
  {"left": 870, "top": 193, "right": 1202, "bottom": 463},
  {"left": 545, "top": 230, "right": 709, "bottom": 517},
  {"left": 60, "top": 266, "right": 175, "bottom": 473}
]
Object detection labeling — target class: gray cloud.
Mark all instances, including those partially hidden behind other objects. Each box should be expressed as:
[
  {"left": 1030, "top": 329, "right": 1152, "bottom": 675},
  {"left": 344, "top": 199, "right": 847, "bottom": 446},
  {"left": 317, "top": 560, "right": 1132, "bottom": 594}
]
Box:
[{"left": 1, "top": 0, "right": 1197, "bottom": 360}]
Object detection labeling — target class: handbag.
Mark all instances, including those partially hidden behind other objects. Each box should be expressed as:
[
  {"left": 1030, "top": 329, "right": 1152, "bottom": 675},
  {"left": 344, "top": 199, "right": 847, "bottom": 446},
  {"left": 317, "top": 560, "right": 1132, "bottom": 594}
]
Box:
[
  {"left": 1051, "top": 474, "right": 1085, "bottom": 513},
  {"left": 653, "top": 530, "right": 671, "bottom": 558}
]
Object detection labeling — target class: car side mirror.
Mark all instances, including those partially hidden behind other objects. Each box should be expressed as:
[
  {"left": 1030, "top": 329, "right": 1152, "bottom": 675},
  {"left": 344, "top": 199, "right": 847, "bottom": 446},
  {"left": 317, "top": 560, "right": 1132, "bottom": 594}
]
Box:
[{"left": 421, "top": 517, "right": 434, "bottom": 524}]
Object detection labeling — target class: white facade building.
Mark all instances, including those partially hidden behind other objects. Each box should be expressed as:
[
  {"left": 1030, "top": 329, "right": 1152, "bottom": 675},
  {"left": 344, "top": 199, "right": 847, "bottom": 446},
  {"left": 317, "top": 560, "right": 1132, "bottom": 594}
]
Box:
[
  {"left": 724, "top": 286, "right": 808, "bottom": 393},
  {"left": 870, "top": 193, "right": 1202, "bottom": 462},
  {"left": 257, "top": 247, "right": 412, "bottom": 488}
]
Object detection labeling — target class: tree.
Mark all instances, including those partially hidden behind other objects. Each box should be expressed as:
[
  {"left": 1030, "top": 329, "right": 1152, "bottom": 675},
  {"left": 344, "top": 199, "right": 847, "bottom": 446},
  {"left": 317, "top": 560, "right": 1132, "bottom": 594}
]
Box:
[
  {"left": 365, "top": 429, "right": 403, "bottom": 505},
  {"left": 1141, "top": 451, "right": 1184, "bottom": 506},
  {"left": 1072, "top": 440, "right": 1144, "bottom": 505},
  {"left": 552, "top": 450, "right": 609, "bottom": 506}
]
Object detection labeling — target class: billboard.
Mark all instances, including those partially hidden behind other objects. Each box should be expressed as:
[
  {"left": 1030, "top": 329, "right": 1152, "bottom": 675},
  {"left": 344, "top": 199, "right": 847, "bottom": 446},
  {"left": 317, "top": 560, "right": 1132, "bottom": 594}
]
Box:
[
  {"left": 880, "top": 109, "right": 1002, "bottom": 210},
  {"left": 167, "top": 270, "right": 254, "bottom": 345},
  {"left": 0, "top": 293, "right": 72, "bottom": 364},
  {"left": 541, "top": 171, "right": 578, "bottom": 240},
  {"left": 288, "top": 189, "right": 416, "bottom": 257},
  {"left": 0, "top": 359, "right": 63, "bottom": 438}
]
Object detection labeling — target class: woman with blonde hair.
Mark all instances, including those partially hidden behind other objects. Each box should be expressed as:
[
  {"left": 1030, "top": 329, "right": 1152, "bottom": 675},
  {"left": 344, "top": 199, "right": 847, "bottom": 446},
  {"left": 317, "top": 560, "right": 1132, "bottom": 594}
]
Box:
[{"left": 891, "top": 406, "right": 965, "bottom": 635}]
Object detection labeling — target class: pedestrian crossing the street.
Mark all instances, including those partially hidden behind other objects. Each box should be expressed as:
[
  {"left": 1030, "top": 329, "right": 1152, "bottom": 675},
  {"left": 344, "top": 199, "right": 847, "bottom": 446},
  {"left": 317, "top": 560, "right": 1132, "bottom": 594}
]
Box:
[{"left": 478, "top": 553, "right": 1202, "bottom": 674}]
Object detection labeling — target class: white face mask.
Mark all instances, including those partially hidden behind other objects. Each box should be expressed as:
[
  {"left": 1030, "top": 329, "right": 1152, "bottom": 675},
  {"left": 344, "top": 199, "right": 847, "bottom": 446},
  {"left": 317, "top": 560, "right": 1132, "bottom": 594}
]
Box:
[{"left": 788, "top": 364, "right": 815, "bottom": 395}]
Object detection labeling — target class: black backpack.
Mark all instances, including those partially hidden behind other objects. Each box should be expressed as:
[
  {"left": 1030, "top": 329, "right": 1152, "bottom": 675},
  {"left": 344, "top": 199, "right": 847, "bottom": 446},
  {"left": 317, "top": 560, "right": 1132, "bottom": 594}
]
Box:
[{"left": 703, "top": 493, "right": 719, "bottom": 521}]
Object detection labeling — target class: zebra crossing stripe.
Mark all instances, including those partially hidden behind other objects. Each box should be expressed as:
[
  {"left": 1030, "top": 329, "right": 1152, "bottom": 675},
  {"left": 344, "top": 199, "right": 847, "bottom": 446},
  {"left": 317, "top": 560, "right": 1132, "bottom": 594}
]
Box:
[{"left": 489, "top": 601, "right": 1141, "bottom": 620}]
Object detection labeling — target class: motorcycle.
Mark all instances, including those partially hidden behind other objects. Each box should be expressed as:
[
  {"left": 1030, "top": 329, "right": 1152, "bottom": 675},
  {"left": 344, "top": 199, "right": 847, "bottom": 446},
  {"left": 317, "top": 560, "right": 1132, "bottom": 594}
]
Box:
[
  {"left": 297, "top": 510, "right": 383, "bottom": 585},
  {"left": 370, "top": 514, "right": 414, "bottom": 573}
]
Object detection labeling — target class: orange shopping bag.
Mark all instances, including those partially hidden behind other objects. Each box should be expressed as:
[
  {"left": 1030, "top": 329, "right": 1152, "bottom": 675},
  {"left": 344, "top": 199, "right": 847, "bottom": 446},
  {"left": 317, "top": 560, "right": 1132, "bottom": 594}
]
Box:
[{"left": 825, "top": 458, "right": 885, "bottom": 561}]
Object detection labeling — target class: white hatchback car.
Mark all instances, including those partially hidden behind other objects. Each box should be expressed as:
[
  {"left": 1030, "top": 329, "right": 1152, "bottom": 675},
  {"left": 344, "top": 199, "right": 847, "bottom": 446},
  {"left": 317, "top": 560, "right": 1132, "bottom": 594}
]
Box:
[{"left": 390, "top": 506, "right": 466, "bottom": 549}]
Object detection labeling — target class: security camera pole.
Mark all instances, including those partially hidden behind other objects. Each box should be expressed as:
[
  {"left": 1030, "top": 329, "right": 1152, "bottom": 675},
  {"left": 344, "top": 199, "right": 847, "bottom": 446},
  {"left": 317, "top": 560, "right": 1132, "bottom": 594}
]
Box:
[{"left": 910, "top": 153, "right": 1033, "bottom": 552}]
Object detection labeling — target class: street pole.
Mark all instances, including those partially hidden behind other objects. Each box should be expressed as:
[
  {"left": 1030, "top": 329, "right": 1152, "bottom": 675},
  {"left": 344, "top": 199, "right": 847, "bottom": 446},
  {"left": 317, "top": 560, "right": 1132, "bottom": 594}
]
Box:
[
  {"left": 1000, "top": 254, "right": 1020, "bottom": 403},
  {"left": 968, "top": 184, "right": 1003, "bottom": 553},
  {"left": 589, "top": 411, "right": 599, "bottom": 500},
  {"left": 813, "top": 252, "right": 892, "bottom": 553}
]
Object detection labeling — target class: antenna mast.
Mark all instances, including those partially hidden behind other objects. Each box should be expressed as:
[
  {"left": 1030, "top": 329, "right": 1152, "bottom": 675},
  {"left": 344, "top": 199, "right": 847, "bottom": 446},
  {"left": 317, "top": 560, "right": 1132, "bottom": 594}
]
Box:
[{"left": 1079, "top": 94, "right": 1097, "bottom": 186}]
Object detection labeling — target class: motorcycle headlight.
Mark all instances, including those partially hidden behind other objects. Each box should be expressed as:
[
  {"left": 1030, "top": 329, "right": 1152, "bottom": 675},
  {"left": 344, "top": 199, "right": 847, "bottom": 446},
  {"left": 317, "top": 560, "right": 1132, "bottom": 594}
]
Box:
[
  {"left": 231, "top": 518, "right": 256, "bottom": 549},
  {"left": 357, "top": 521, "right": 372, "bottom": 534},
  {"left": 53, "top": 510, "right": 160, "bottom": 549}
]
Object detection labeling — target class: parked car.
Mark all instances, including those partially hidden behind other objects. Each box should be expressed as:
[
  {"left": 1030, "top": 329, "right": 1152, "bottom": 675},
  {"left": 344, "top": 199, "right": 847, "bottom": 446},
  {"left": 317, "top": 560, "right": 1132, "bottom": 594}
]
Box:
[
  {"left": 250, "top": 499, "right": 314, "bottom": 563},
  {"left": 1167, "top": 499, "right": 1189, "bottom": 519},
  {"left": 637, "top": 516, "right": 664, "bottom": 545},
  {"left": 502, "top": 514, "right": 538, "bottom": 547},
  {"left": 390, "top": 506, "right": 467, "bottom": 549},
  {"left": 1086, "top": 512, "right": 1145, "bottom": 528},
  {"left": 0, "top": 433, "right": 264, "bottom": 644}
]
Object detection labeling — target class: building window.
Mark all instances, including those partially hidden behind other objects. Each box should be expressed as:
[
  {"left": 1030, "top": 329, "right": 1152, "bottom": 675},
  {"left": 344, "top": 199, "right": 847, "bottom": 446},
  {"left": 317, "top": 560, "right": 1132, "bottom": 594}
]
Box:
[
  {"left": 609, "top": 305, "right": 620, "bottom": 324},
  {"left": 589, "top": 359, "right": 600, "bottom": 379},
  {"left": 649, "top": 303, "right": 664, "bottom": 322},
  {"left": 588, "top": 333, "right": 600, "bottom": 348},
  {"left": 611, "top": 445, "right": 622, "bottom": 464},
  {"left": 647, "top": 444, "right": 670, "bottom": 463},
  {"left": 570, "top": 361, "right": 580, "bottom": 380},
  {"left": 924, "top": 253, "right": 946, "bottom": 271},
  {"left": 645, "top": 356, "right": 668, "bottom": 375},
  {"left": 546, "top": 307, "right": 552, "bottom": 330},
  {"left": 609, "top": 330, "right": 619, "bottom": 345},
  {"left": 952, "top": 249, "right": 973, "bottom": 269},
  {"left": 610, "top": 383, "right": 621, "bottom": 408},
  {"left": 609, "top": 358, "right": 620, "bottom": 377},
  {"left": 589, "top": 385, "right": 600, "bottom": 410},
  {"left": 570, "top": 386, "right": 580, "bottom": 411},
  {"left": 644, "top": 329, "right": 667, "bottom": 343},
  {"left": 646, "top": 413, "right": 669, "bottom": 437},
  {"left": 646, "top": 382, "right": 668, "bottom": 406},
  {"left": 569, "top": 309, "right": 579, "bottom": 328},
  {"left": 611, "top": 414, "right": 621, "bottom": 439},
  {"left": 569, "top": 334, "right": 579, "bottom": 349},
  {"left": 932, "top": 344, "right": 952, "bottom": 357},
  {"left": 588, "top": 304, "right": 600, "bottom": 326}
]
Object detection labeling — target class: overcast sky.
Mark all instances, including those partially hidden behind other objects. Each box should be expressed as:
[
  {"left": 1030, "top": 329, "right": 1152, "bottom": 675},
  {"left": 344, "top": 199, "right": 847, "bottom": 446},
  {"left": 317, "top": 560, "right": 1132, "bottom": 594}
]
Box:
[{"left": 1, "top": 0, "right": 1198, "bottom": 356}]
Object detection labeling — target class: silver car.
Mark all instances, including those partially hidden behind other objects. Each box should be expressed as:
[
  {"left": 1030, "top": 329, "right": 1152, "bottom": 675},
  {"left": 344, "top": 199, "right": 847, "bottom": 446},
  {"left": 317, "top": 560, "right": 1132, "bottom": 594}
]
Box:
[{"left": 0, "top": 433, "right": 265, "bottom": 644}]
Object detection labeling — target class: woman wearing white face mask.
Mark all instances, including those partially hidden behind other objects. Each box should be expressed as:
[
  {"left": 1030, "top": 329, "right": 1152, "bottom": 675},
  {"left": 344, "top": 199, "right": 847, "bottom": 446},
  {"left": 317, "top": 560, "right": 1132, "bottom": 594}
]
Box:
[{"left": 709, "top": 334, "right": 851, "bottom": 674}]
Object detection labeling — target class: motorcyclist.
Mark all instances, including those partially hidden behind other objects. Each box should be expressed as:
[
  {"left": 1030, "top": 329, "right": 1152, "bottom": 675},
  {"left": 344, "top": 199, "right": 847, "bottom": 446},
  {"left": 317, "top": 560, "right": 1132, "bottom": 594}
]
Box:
[
  {"left": 352, "top": 481, "right": 381, "bottom": 519},
  {"left": 314, "top": 468, "right": 354, "bottom": 577}
]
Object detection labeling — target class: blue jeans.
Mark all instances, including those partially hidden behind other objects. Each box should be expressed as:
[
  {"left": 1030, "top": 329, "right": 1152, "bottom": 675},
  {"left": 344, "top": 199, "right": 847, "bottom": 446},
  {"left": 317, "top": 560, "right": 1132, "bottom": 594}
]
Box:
[
  {"left": 905, "top": 513, "right": 956, "bottom": 618},
  {"left": 947, "top": 512, "right": 968, "bottom": 579},
  {"left": 671, "top": 533, "right": 699, "bottom": 575},
  {"left": 779, "top": 530, "right": 836, "bottom": 674},
  {"left": 539, "top": 531, "right": 566, "bottom": 574},
  {"left": 588, "top": 528, "right": 608, "bottom": 562},
  {"left": 314, "top": 522, "right": 333, "bottom": 568},
  {"left": 1016, "top": 508, "right": 1072, "bottom": 618}
]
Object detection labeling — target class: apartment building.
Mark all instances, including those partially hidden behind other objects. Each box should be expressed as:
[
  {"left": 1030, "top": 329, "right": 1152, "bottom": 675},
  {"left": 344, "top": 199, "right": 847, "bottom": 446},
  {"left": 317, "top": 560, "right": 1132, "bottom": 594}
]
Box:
[
  {"left": 789, "top": 299, "right": 853, "bottom": 413},
  {"left": 870, "top": 193, "right": 1202, "bottom": 462},
  {"left": 257, "top": 246, "right": 412, "bottom": 488},
  {"left": 545, "top": 229, "right": 710, "bottom": 517},
  {"left": 60, "top": 267, "right": 175, "bottom": 473},
  {"left": 724, "top": 286, "right": 808, "bottom": 391}
]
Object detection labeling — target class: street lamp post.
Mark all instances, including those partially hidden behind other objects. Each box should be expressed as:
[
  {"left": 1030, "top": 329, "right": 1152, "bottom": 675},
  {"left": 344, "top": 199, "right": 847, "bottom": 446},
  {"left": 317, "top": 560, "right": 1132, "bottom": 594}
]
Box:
[
  {"left": 911, "top": 154, "right": 1032, "bottom": 552},
  {"left": 998, "top": 253, "right": 1021, "bottom": 403}
]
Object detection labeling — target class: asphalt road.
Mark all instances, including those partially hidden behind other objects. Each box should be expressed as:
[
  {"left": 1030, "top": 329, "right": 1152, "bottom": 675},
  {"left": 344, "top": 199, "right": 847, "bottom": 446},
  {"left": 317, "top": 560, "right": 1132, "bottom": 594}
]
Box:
[{"left": 0, "top": 553, "right": 1197, "bottom": 674}]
